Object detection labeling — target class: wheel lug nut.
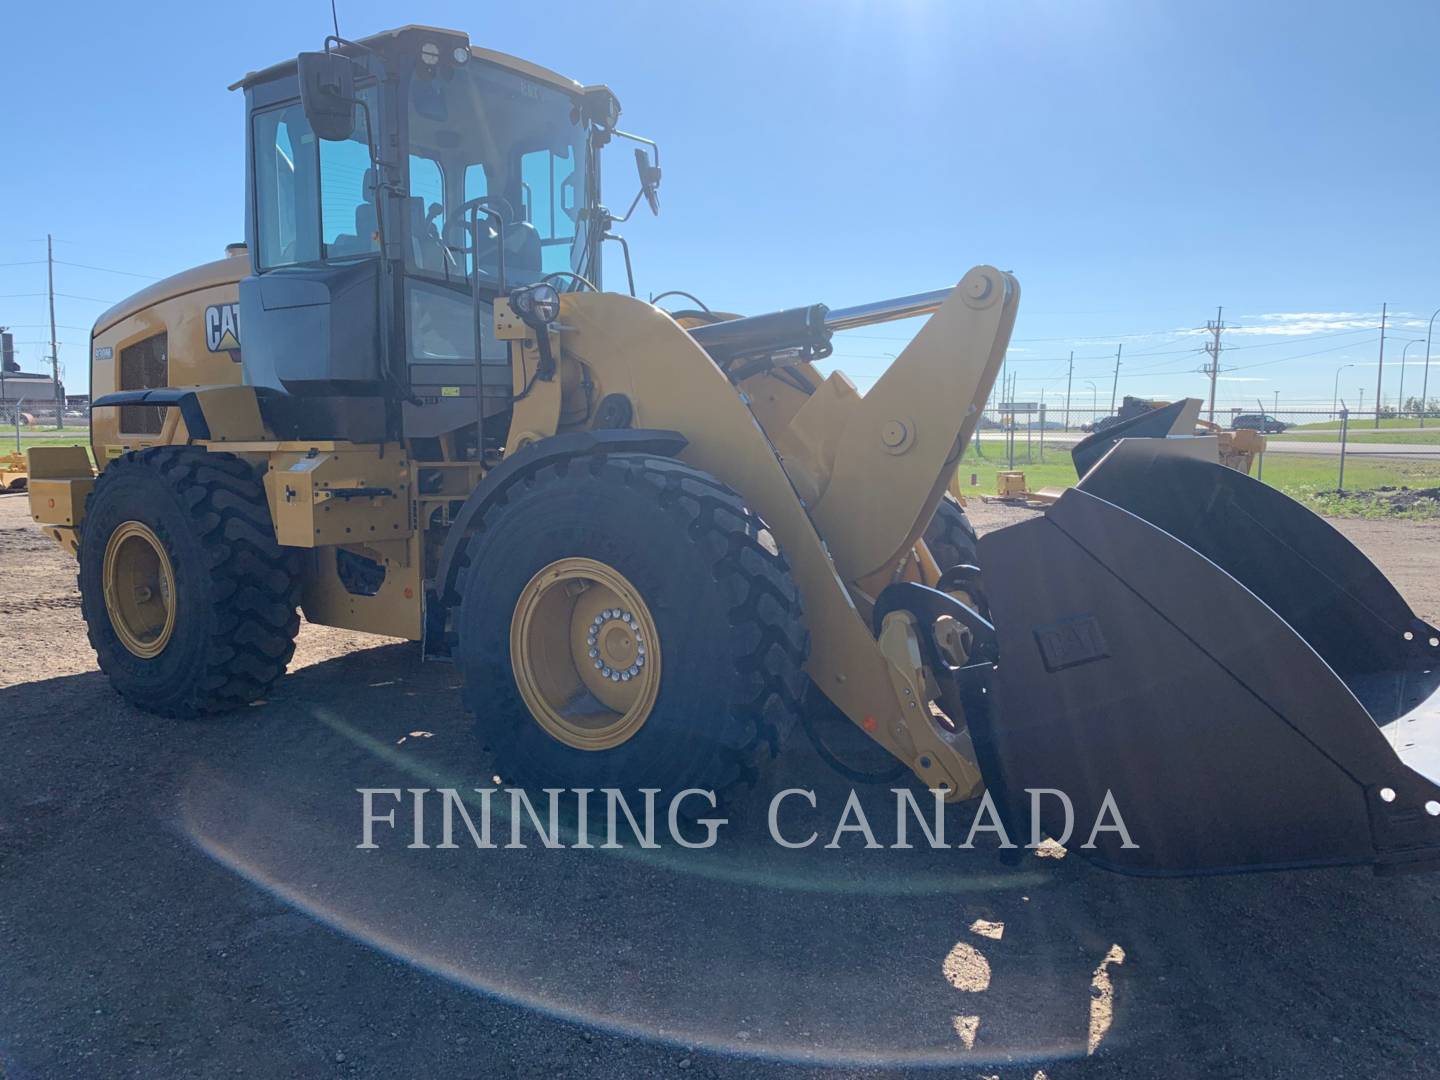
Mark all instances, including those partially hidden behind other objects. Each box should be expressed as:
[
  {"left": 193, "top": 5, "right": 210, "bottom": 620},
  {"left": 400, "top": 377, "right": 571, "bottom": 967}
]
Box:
[
  {"left": 593, "top": 659, "right": 604, "bottom": 670},
  {"left": 587, "top": 647, "right": 598, "bottom": 658}
]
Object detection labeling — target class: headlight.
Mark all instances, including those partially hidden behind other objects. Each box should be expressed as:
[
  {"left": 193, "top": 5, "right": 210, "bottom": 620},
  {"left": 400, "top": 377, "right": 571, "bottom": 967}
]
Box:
[{"left": 510, "top": 283, "right": 561, "bottom": 328}]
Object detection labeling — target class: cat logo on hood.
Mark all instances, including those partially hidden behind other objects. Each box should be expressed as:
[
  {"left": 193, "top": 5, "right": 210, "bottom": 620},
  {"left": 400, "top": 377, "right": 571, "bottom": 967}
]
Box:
[{"left": 204, "top": 303, "right": 241, "bottom": 356}]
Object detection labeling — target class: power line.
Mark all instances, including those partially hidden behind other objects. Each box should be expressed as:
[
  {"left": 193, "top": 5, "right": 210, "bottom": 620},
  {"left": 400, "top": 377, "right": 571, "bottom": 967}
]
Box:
[
  {"left": 0, "top": 323, "right": 90, "bottom": 331},
  {"left": 52, "top": 260, "right": 162, "bottom": 281},
  {"left": 1218, "top": 325, "right": 1378, "bottom": 350},
  {"left": 1225, "top": 338, "right": 1376, "bottom": 372},
  {"left": 56, "top": 293, "right": 119, "bottom": 304},
  {"left": 0, "top": 291, "right": 117, "bottom": 303}
]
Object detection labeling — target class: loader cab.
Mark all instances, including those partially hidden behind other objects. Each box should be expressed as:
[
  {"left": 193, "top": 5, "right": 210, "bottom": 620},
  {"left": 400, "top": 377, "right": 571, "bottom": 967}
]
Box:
[{"left": 235, "top": 26, "right": 615, "bottom": 448}]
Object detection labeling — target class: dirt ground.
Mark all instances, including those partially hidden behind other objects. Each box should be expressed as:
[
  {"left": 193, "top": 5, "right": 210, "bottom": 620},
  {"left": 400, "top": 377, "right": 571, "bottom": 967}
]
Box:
[{"left": 3, "top": 491, "right": 1440, "bottom": 1079}]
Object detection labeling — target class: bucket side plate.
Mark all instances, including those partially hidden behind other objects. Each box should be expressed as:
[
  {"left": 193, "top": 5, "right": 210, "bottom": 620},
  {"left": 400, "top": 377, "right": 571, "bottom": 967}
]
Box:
[{"left": 974, "top": 488, "right": 1440, "bottom": 875}]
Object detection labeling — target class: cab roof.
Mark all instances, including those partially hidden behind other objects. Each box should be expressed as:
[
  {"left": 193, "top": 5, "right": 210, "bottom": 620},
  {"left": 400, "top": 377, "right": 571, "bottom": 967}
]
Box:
[{"left": 229, "top": 24, "right": 585, "bottom": 95}]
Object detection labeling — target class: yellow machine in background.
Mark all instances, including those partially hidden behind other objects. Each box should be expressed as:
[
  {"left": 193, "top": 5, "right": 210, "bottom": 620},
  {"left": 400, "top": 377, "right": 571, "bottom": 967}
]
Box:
[
  {"left": 28, "top": 25, "right": 1440, "bottom": 876},
  {"left": 1, "top": 451, "right": 28, "bottom": 491}
]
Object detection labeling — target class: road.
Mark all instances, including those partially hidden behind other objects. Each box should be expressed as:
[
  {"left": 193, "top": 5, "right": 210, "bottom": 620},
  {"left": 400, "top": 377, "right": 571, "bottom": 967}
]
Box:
[{"left": 4, "top": 494, "right": 1440, "bottom": 1078}]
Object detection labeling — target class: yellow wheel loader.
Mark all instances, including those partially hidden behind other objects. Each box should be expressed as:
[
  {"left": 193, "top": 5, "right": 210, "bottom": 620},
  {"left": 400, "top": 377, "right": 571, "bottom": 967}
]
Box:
[{"left": 27, "top": 25, "right": 1440, "bottom": 875}]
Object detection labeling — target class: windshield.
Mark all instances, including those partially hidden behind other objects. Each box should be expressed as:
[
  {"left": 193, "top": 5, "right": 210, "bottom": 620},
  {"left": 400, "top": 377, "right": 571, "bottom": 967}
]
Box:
[{"left": 405, "top": 60, "right": 591, "bottom": 289}]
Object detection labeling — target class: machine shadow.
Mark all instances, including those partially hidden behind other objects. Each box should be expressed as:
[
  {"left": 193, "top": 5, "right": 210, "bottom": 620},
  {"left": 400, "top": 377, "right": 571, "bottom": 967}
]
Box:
[{"left": 149, "top": 644, "right": 1440, "bottom": 1073}]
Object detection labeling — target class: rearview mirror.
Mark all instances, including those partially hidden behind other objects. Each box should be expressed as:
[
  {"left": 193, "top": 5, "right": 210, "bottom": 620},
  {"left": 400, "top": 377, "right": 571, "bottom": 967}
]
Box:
[
  {"left": 634, "top": 148, "right": 661, "bottom": 216},
  {"left": 298, "top": 52, "right": 357, "bottom": 141}
]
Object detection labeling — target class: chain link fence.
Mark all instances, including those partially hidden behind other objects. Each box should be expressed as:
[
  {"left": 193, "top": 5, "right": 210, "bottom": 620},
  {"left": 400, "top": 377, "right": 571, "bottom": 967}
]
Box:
[
  {"left": 973, "top": 401, "right": 1440, "bottom": 436},
  {"left": 966, "top": 398, "right": 1440, "bottom": 477},
  {"left": 0, "top": 400, "right": 79, "bottom": 431}
]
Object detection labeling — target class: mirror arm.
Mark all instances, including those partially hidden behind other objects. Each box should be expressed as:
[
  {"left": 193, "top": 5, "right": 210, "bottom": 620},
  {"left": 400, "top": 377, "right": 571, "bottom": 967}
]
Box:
[
  {"left": 602, "top": 232, "right": 637, "bottom": 297},
  {"left": 613, "top": 129, "right": 660, "bottom": 169},
  {"left": 609, "top": 188, "right": 646, "bottom": 225}
]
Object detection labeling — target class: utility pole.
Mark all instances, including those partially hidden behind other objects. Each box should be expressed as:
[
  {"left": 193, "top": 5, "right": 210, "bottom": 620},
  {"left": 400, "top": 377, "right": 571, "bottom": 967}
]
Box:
[
  {"left": 1204, "top": 306, "right": 1223, "bottom": 423},
  {"left": 1374, "top": 302, "right": 1386, "bottom": 429},
  {"left": 1399, "top": 339, "right": 1423, "bottom": 418},
  {"left": 47, "top": 234, "right": 62, "bottom": 430},
  {"left": 0, "top": 325, "right": 9, "bottom": 421},
  {"left": 1063, "top": 350, "right": 1074, "bottom": 432},
  {"left": 1423, "top": 306, "right": 1438, "bottom": 429},
  {"left": 1109, "top": 344, "right": 1122, "bottom": 415}
]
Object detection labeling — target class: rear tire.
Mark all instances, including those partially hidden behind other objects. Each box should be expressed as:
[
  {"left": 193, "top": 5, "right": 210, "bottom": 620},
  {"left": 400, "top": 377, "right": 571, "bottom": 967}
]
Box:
[
  {"left": 923, "top": 495, "right": 979, "bottom": 571},
  {"left": 455, "top": 453, "right": 808, "bottom": 794},
  {"left": 78, "top": 447, "right": 301, "bottom": 717}
]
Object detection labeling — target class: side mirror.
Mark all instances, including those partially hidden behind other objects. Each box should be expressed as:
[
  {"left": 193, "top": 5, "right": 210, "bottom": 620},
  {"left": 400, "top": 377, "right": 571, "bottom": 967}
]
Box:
[
  {"left": 298, "top": 51, "right": 357, "bottom": 141},
  {"left": 634, "top": 148, "right": 661, "bottom": 216}
]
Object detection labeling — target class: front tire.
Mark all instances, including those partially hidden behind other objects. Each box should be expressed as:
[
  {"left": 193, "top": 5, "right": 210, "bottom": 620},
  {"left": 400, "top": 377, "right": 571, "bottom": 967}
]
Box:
[
  {"left": 78, "top": 447, "right": 301, "bottom": 717},
  {"left": 455, "top": 453, "right": 808, "bottom": 794},
  {"left": 923, "top": 495, "right": 979, "bottom": 571}
]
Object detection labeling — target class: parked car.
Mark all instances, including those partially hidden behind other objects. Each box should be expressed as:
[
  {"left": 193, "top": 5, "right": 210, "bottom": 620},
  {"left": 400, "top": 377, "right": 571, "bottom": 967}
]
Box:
[{"left": 1231, "top": 413, "right": 1288, "bottom": 433}]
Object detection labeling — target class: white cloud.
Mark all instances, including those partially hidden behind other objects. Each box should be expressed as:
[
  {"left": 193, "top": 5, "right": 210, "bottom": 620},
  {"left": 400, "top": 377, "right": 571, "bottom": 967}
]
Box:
[{"left": 1203, "top": 310, "right": 1428, "bottom": 337}]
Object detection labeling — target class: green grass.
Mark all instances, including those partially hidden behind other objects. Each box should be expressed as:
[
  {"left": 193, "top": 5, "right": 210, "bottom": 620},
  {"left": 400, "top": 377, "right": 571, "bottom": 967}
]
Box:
[
  {"left": 1, "top": 430, "right": 94, "bottom": 467},
  {"left": 1271, "top": 430, "right": 1440, "bottom": 446},
  {"left": 1290, "top": 417, "right": 1437, "bottom": 431},
  {"left": 955, "top": 443, "right": 1078, "bottom": 493},
  {"left": 956, "top": 445, "right": 1440, "bottom": 520}
]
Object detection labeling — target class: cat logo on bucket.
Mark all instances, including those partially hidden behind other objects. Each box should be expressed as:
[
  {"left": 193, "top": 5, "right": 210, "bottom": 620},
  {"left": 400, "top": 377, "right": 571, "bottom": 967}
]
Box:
[{"left": 204, "top": 303, "right": 242, "bottom": 355}]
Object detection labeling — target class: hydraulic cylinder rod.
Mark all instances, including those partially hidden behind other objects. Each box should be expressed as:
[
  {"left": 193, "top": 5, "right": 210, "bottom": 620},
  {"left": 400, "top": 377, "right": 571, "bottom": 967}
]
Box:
[
  {"left": 686, "top": 288, "right": 954, "bottom": 365},
  {"left": 822, "top": 288, "right": 952, "bottom": 332}
]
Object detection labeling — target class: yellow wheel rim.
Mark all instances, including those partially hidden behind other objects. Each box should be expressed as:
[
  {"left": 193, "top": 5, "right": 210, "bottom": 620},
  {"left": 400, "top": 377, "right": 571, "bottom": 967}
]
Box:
[
  {"left": 102, "top": 521, "right": 177, "bottom": 659},
  {"left": 510, "top": 557, "right": 662, "bottom": 751}
]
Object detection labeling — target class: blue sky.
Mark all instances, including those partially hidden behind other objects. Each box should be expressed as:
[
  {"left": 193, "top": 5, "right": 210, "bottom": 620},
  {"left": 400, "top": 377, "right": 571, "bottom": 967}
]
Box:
[{"left": 2, "top": 0, "right": 1437, "bottom": 413}]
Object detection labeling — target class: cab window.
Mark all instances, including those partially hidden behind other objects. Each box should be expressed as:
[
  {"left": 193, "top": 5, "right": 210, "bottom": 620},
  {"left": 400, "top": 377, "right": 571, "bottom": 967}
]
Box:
[
  {"left": 410, "top": 155, "right": 445, "bottom": 226},
  {"left": 253, "top": 105, "right": 319, "bottom": 269},
  {"left": 252, "top": 88, "right": 379, "bottom": 268},
  {"left": 520, "top": 146, "right": 580, "bottom": 274}
]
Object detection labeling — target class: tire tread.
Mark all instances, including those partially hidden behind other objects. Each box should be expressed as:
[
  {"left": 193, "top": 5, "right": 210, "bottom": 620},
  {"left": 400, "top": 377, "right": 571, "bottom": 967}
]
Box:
[{"left": 80, "top": 447, "right": 301, "bottom": 717}]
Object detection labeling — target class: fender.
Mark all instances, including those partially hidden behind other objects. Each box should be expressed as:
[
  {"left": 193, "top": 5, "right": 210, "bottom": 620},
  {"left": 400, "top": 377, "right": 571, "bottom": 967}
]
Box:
[{"left": 91, "top": 384, "right": 272, "bottom": 443}]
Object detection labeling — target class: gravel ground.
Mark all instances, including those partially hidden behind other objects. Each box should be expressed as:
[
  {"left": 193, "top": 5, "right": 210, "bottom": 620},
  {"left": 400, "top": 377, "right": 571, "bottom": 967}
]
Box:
[{"left": 3, "top": 491, "right": 1440, "bottom": 1079}]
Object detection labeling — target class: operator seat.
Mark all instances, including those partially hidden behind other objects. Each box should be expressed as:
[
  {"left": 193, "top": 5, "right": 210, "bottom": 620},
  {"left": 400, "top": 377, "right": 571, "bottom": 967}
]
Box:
[
  {"left": 327, "top": 169, "right": 381, "bottom": 258},
  {"left": 476, "top": 216, "right": 543, "bottom": 283}
]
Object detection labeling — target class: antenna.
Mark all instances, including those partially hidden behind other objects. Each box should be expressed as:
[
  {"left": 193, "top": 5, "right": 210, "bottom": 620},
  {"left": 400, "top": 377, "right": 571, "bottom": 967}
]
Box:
[{"left": 330, "top": 0, "right": 340, "bottom": 38}]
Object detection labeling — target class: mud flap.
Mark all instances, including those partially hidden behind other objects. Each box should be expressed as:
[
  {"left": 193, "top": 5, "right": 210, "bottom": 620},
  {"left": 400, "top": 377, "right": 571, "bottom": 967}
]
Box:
[{"left": 972, "top": 445, "right": 1440, "bottom": 875}]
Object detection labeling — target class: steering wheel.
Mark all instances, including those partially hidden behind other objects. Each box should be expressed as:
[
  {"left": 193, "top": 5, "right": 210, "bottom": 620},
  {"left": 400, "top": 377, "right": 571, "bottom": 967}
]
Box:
[{"left": 442, "top": 195, "right": 517, "bottom": 256}]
